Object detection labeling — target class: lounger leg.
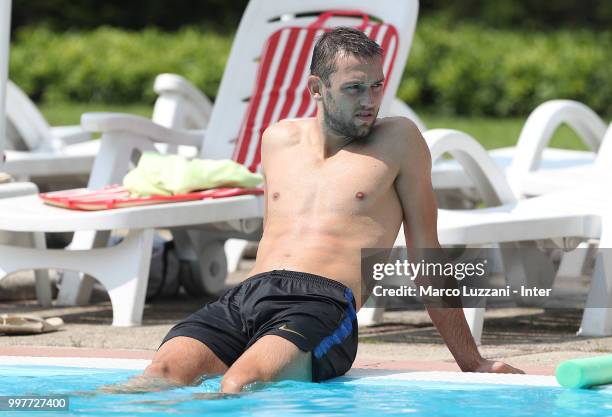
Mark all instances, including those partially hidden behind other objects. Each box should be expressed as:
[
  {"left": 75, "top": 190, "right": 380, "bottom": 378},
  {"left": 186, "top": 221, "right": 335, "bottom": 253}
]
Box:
[
  {"left": 463, "top": 307, "right": 485, "bottom": 346},
  {"left": 578, "top": 224, "right": 612, "bottom": 336},
  {"left": 31, "top": 232, "right": 52, "bottom": 307},
  {"left": 501, "top": 242, "right": 556, "bottom": 307},
  {"left": 357, "top": 303, "right": 386, "bottom": 326},
  {"left": 55, "top": 131, "right": 157, "bottom": 307},
  {"left": 0, "top": 228, "right": 154, "bottom": 326},
  {"left": 56, "top": 230, "right": 110, "bottom": 306},
  {"left": 225, "top": 238, "right": 248, "bottom": 273},
  {"left": 104, "top": 229, "right": 155, "bottom": 326},
  {"left": 0, "top": 231, "right": 52, "bottom": 307},
  {"left": 556, "top": 242, "right": 591, "bottom": 278}
]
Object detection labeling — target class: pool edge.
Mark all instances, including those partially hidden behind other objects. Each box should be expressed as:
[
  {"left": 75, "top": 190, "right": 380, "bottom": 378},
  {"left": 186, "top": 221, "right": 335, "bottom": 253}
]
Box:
[
  {"left": 0, "top": 345, "right": 556, "bottom": 376},
  {"left": 1, "top": 355, "right": 561, "bottom": 387}
]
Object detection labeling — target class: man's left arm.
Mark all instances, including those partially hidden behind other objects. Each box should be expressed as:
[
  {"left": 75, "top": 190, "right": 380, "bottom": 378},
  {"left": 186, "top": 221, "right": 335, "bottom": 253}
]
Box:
[{"left": 393, "top": 119, "right": 523, "bottom": 374}]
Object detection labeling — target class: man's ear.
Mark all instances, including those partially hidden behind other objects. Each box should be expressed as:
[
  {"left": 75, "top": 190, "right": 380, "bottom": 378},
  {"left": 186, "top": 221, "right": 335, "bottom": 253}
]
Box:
[{"left": 307, "top": 75, "right": 323, "bottom": 101}]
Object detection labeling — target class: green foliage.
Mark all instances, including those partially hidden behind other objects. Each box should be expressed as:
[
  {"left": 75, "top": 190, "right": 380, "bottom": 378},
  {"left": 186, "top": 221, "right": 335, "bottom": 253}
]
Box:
[
  {"left": 420, "top": 114, "right": 592, "bottom": 151},
  {"left": 11, "top": 0, "right": 611, "bottom": 32},
  {"left": 419, "top": 0, "right": 612, "bottom": 30},
  {"left": 9, "top": 22, "right": 612, "bottom": 117},
  {"left": 12, "top": 0, "right": 249, "bottom": 33},
  {"left": 400, "top": 19, "right": 612, "bottom": 116},
  {"left": 9, "top": 26, "right": 232, "bottom": 104}
]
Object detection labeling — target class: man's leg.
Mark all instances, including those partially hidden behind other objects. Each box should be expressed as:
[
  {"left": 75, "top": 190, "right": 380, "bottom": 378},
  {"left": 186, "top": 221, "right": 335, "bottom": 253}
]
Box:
[
  {"left": 220, "top": 335, "right": 311, "bottom": 393},
  {"left": 103, "top": 336, "right": 229, "bottom": 393},
  {"left": 145, "top": 336, "right": 228, "bottom": 384}
]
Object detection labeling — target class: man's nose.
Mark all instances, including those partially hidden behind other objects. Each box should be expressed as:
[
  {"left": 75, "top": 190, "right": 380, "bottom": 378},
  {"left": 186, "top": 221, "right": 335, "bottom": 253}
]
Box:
[{"left": 359, "top": 89, "right": 376, "bottom": 108}]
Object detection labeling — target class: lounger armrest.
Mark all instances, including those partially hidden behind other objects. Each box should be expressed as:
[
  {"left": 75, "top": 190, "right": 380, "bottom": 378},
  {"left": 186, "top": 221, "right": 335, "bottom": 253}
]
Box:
[
  {"left": 0, "top": 181, "right": 39, "bottom": 198},
  {"left": 154, "top": 73, "right": 213, "bottom": 114},
  {"left": 49, "top": 125, "right": 92, "bottom": 145},
  {"left": 152, "top": 74, "right": 212, "bottom": 129},
  {"left": 509, "top": 100, "right": 607, "bottom": 175},
  {"left": 424, "top": 129, "right": 517, "bottom": 206},
  {"left": 595, "top": 124, "right": 612, "bottom": 167},
  {"left": 81, "top": 112, "right": 204, "bottom": 148}
]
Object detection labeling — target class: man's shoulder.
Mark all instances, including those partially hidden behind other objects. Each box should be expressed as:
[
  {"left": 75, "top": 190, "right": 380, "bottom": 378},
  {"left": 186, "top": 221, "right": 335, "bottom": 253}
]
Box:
[
  {"left": 375, "top": 116, "right": 420, "bottom": 138},
  {"left": 372, "top": 119, "right": 432, "bottom": 181},
  {"left": 373, "top": 116, "right": 427, "bottom": 156},
  {"left": 263, "top": 118, "right": 309, "bottom": 149}
]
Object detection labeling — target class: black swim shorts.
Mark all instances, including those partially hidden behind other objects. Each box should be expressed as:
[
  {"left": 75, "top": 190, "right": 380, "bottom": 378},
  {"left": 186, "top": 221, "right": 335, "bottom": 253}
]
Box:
[{"left": 161, "top": 269, "right": 358, "bottom": 382}]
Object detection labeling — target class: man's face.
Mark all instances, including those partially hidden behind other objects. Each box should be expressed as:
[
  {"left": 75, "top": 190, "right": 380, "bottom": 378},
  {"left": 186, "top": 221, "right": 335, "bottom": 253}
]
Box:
[{"left": 320, "top": 54, "right": 385, "bottom": 139}]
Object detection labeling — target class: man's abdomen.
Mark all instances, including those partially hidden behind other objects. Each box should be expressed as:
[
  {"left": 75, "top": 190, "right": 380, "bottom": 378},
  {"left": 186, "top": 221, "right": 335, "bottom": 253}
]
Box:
[{"left": 250, "top": 214, "right": 401, "bottom": 307}]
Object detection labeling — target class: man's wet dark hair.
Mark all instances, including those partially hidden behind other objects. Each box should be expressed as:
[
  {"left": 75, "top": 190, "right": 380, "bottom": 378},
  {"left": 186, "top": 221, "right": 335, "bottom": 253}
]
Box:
[{"left": 310, "top": 26, "right": 383, "bottom": 86}]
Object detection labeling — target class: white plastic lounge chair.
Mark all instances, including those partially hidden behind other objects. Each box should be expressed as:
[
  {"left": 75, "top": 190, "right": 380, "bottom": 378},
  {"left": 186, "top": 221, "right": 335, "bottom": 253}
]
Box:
[
  {"left": 151, "top": 74, "right": 213, "bottom": 131},
  {"left": 432, "top": 103, "right": 609, "bottom": 294},
  {"left": 0, "top": 0, "right": 419, "bottom": 326},
  {"left": 364, "top": 102, "right": 608, "bottom": 329},
  {"left": 362, "top": 129, "right": 612, "bottom": 342},
  {"left": 6, "top": 81, "right": 92, "bottom": 150},
  {"left": 0, "top": 3, "right": 52, "bottom": 308},
  {"left": 0, "top": 185, "right": 48, "bottom": 302},
  {"left": 0, "top": 0, "right": 9, "bottom": 159},
  {"left": 431, "top": 129, "right": 612, "bottom": 341},
  {"left": 4, "top": 76, "right": 210, "bottom": 185},
  {"left": 4, "top": 80, "right": 98, "bottom": 182},
  {"left": 0, "top": 181, "right": 52, "bottom": 307},
  {"left": 431, "top": 100, "right": 607, "bottom": 198},
  {"left": 508, "top": 116, "right": 611, "bottom": 197}
]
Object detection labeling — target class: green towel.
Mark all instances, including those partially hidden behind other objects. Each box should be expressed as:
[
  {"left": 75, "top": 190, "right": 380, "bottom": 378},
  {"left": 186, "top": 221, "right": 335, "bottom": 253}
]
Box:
[{"left": 123, "top": 153, "right": 263, "bottom": 197}]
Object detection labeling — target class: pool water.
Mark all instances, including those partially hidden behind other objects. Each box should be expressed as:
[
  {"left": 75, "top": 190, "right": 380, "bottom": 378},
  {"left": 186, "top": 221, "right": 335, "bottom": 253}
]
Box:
[{"left": 1, "top": 365, "right": 611, "bottom": 416}]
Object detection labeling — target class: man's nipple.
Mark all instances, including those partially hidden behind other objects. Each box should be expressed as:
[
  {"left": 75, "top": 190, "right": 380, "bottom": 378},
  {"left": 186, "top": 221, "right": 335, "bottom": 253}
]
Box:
[
  {"left": 355, "top": 191, "right": 365, "bottom": 200},
  {"left": 272, "top": 192, "right": 280, "bottom": 200}
]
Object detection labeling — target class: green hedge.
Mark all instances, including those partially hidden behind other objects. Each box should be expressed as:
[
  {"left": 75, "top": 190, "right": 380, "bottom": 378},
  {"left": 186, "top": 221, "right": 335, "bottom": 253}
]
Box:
[
  {"left": 9, "top": 26, "right": 232, "bottom": 104},
  {"left": 400, "top": 19, "right": 612, "bottom": 116},
  {"left": 11, "top": 0, "right": 612, "bottom": 32},
  {"left": 9, "top": 22, "right": 612, "bottom": 116}
]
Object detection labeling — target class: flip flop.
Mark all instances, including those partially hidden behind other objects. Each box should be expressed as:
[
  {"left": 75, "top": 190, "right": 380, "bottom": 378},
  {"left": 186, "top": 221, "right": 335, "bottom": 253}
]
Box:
[{"left": 0, "top": 314, "right": 64, "bottom": 335}]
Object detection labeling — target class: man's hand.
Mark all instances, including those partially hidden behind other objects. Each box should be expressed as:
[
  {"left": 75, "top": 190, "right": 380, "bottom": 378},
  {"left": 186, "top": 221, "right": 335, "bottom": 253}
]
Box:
[{"left": 472, "top": 358, "right": 524, "bottom": 374}]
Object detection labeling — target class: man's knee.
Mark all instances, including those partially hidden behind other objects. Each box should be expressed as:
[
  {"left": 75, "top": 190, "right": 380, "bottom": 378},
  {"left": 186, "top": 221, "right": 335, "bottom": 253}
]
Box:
[
  {"left": 220, "top": 370, "right": 261, "bottom": 393},
  {"left": 146, "top": 336, "right": 228, "bottom": 385},
  {"left": 144, "top": 358, "right": 193, "bottom": 385}
]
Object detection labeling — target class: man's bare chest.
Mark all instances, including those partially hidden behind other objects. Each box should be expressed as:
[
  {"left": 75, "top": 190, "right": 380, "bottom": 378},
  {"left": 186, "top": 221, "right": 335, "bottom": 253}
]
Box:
[{"left": 266, "top": 148, "right": 399, "bottom": 214}]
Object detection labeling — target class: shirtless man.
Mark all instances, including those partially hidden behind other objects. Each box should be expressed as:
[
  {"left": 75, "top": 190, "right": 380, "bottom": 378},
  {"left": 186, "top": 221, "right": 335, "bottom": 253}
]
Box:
[{"left": 136, "top": 27, "right": 523, "bottom": 393}]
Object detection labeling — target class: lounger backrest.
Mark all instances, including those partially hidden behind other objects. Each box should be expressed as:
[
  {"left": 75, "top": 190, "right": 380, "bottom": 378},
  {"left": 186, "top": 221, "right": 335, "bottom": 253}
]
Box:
[
  {"left": 233, "top": 12, "right": 399, "bottom": 172},
  {"left": 201, "top": 0, "right": 419, "bottom": 169},
  {"left": 6, "top": 80, "right": 58, "bottom": 152}
]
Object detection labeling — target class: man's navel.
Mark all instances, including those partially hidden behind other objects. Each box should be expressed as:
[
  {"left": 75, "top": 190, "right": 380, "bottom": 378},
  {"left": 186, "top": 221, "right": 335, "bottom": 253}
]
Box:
[{"left": 272, "top": 192, "right": 280, "bottom": 200}]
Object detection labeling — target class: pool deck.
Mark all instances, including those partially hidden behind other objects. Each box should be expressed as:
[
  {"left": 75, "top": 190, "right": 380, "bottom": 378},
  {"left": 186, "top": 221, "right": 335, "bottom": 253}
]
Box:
[{"left": 2, "top": 259, "right": 611, "bottom": 376}]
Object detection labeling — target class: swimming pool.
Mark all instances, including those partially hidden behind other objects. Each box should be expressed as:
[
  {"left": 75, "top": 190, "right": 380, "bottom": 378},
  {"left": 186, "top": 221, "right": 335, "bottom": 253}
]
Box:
[{"left": 1, "top": 357, "right": 611, "bottom": 416}]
